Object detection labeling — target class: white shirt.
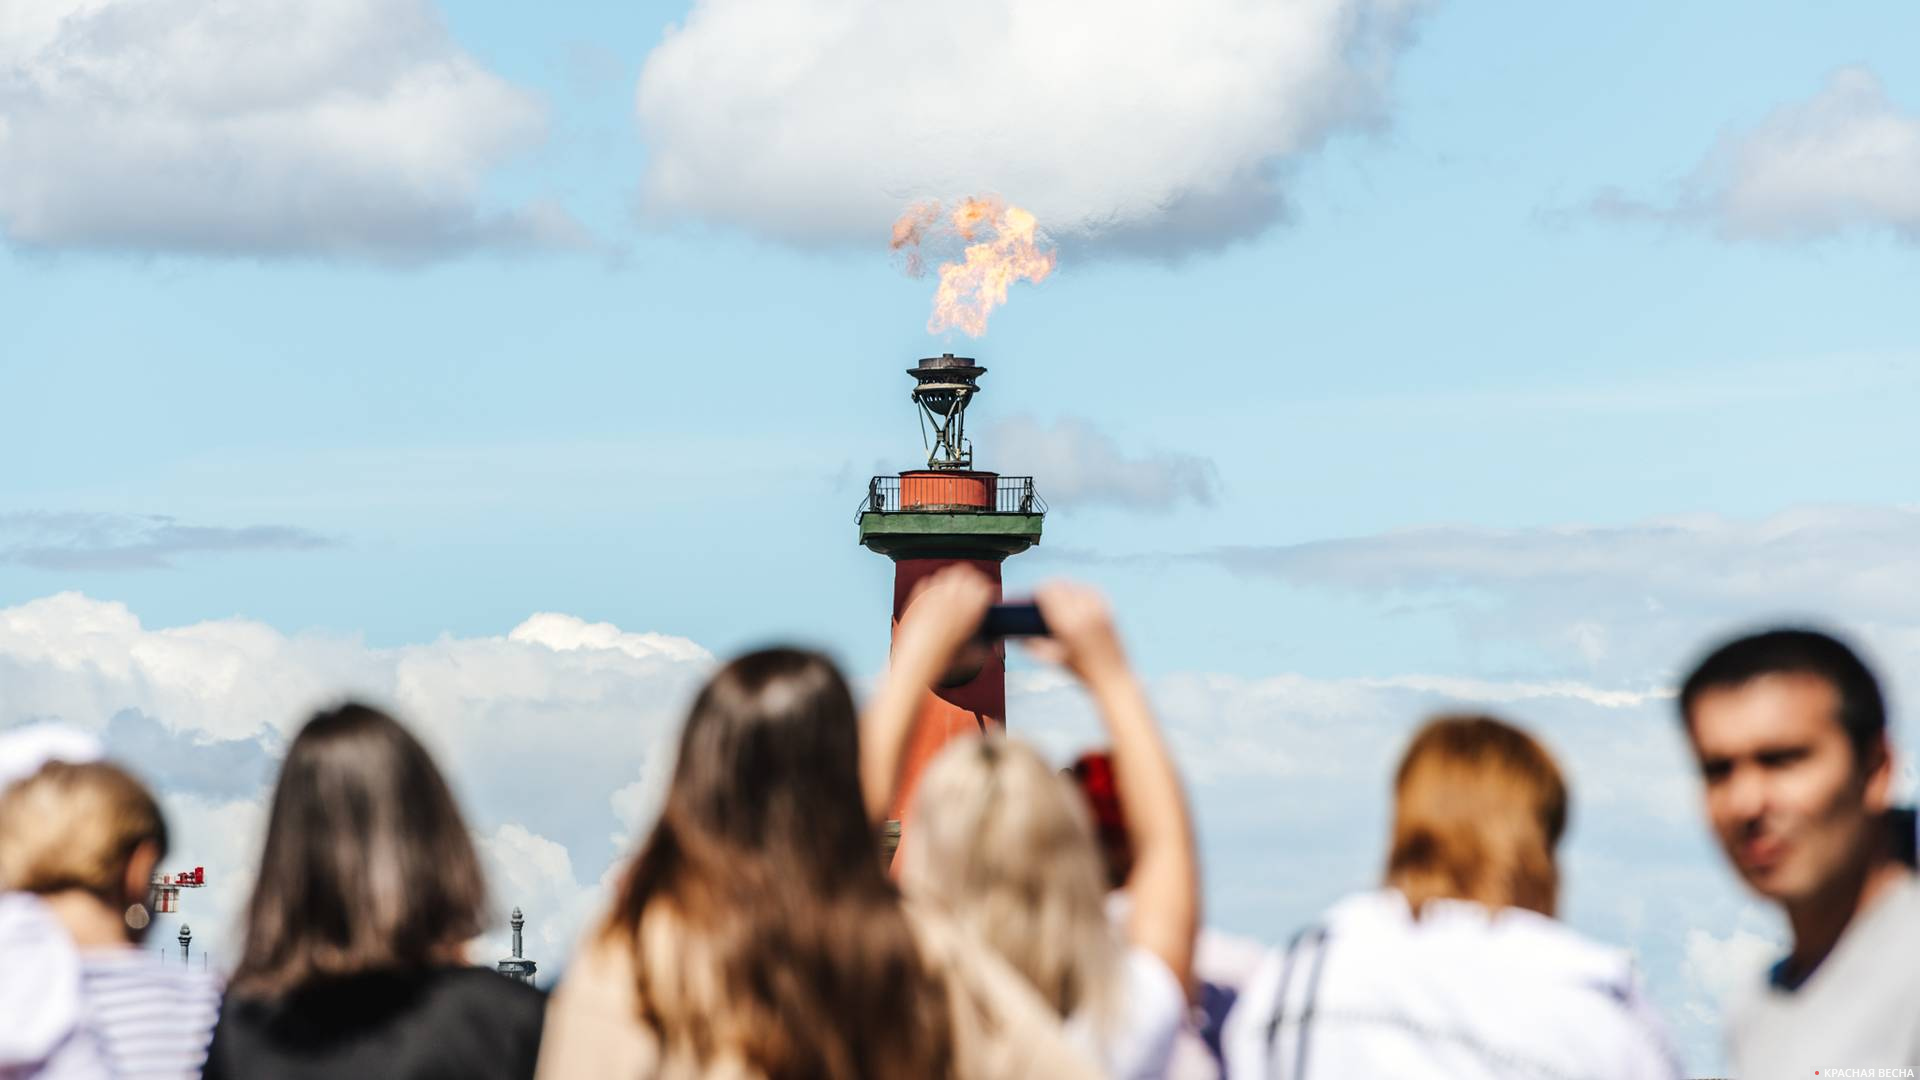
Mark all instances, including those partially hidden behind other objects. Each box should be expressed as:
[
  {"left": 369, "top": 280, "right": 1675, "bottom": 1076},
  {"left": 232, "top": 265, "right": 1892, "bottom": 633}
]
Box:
[
  {"left": 1105, "top": 891, "right": 1266, "bottom": 1080},
  {"left": 1068, "top": 946, "right": 1187, "bottom": 1080},
  {"left": 1728, "top": 873, "right": 1920, "bottom": 1079},
  {"left": 1223, "top": 890, "right": 1680, "bottom": 1080},
  {"left": 0, "top": 893, "right": 107, "bottom": 1079}
]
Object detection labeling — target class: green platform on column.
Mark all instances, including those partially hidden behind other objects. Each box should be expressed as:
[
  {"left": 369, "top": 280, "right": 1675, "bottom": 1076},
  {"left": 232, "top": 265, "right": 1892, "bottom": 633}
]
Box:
[{"left": 858, "top": 510, "right": 1043, "bottom": 559}]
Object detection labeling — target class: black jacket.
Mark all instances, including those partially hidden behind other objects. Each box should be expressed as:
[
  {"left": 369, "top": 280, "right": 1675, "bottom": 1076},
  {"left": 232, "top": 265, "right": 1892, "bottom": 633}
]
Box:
[{"left": 204, "top": 967, "right": 544, "bottom": 1080}]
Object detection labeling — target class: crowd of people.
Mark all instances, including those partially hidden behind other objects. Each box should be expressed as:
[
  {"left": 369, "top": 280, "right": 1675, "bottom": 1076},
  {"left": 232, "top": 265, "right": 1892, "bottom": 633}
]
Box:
[{"left": 3, "top": 566, "right": 1918, "bottom": 1079}]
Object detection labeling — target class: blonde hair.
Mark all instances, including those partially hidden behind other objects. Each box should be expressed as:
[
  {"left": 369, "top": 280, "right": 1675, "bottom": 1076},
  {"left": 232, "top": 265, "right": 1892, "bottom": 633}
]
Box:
[
  {"left": 0, "top": 760, "right": 167, "bottom": 898},
  {"left": 1385, "top": 715, "right": 1567, "bottom": 918},
  {"left": 901, "top": 735, "right": 1117, "bottom": 1020}
]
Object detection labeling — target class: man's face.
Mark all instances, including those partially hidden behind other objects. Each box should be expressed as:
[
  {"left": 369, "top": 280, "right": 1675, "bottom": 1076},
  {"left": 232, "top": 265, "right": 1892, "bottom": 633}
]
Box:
[{"left": 1688, "top": 673, "right": 1890, "bottom": 907}]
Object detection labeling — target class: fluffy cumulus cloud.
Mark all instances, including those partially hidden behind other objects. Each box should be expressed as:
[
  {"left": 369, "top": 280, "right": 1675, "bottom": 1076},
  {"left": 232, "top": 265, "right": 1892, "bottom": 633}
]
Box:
[
  {"left": 1203, "top": 502, "right": 1920, "bottom": 679},
  {"left": 0, "top": 512, "right": 333, "bottom": 570},
  {"left": 634, "top": 0, "right": 1423, "bottom": 255},
  {"left": 1592, "top": 67, "right": 1920, "bottom": 243},
  {"left": 1010, "top": 666, "right": 1693, "bottom": 828},
  {"left": 987, "top": 415, "right": 1218, "bottom": 513},
  {"left": 0, "top": 592, "right": 714, "bottom": 972},
  {"left": 0, "top": 0, "right": 580, "bottom": 259}
]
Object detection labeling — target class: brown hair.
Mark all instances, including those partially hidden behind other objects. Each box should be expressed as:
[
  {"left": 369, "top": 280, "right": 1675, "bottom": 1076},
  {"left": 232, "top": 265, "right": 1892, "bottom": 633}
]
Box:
[
  {"left": 606, "top": 648, "right": 954, "bottom": 1079},
  {"left": 230, "top": 703, "right": 487, "bottom": 997},
  {"left": 1385, "top": 715, "right": 1567, "bottom": 918},
  {"left": 0, "top": 760, "right": 166, "bottom": 899}
]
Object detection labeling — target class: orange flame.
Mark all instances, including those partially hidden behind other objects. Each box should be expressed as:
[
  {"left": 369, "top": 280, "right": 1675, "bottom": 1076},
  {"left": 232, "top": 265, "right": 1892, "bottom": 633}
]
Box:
[{"left": 891, "top": 196, "right": 1056, "bottom": 337}]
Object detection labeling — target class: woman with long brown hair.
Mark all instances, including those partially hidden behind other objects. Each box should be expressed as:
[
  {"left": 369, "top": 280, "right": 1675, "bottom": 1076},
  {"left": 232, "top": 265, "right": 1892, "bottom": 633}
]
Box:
[
  {"left": 1223, "top": 714, "right": 1680, "bottom": 1079},
  {"left": 203, "top": 703, "right": 544, "bottom": 1080},
  {"left": 535, "top": 646, "right": 1096, "bottom": 1079}
]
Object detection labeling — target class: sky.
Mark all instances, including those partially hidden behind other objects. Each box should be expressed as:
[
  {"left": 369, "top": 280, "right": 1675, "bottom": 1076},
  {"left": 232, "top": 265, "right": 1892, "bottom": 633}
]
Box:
[{"left": 6, "top": 0, "right": 1920, "bottom": 1072}]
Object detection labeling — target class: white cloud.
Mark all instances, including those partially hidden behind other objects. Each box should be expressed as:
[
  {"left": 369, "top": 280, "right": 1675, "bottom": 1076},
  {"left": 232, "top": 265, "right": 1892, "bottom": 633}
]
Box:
[
  {"left": 1206, "top": 502, "right": 1920, "bottom": 679},
  {"left": 136, "top": 800, "right": 605, "bottom": 985},
  {"left": 607, "top": 756, "right": 674, "bottom": 851},
  {"left": 1593, "top": 68, "right": 1920, "bottom": 243},
  {"left": 0, "top": 512, "right": 334, "bottom": 571},
  {"left": 472, "top": 822, "right": 616, "bottom": 978},
  {"left": 0, "top": 0, "right": 579, "bottom": 259},
  {"left": 988, "top": 416, "right": 1218, "bottom": 512},
  {"left": 0, "top": 592, "right": 715, "bottom": 974},
  {"left": 509, "top": 612, "right": 712, "bottom": 665},
  {"left": 141, "top": 793, "right": 268, "bottom": 971},
  {"left": 634, "top": 0, "right": 1423, "bottom": 255},
  {"left": 1011, "top": 662, "right": 1700, "bottom": 826}
]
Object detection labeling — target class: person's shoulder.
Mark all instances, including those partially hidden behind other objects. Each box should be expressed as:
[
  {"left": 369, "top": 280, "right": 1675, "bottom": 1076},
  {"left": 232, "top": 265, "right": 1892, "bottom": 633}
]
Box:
[
  {"left": 439, "top": 965, "right": 545, "bottom": 995},
  {"left": 548, "top": 933, "right": 637, "bottom": 1005},
  {"left": 530, "top": 935, "right": 663, "bottom": 1080},
  {"left": 1320, "top": 888, "right": 1411, "bottom": 936},
  {"left": 1101, "top": 946, "right": 1187, "bottom": 1078},
  {"left": 540, "top": 931, "right": 644, "bottom": 1031},
  {"left": 1882, "top": 871, "right": 1920, "bottom": 920},
  {"left": 1118, "top": 944, "right": 1186, "bottom": 1017},
  {"left": 1194, "top": 925, "right": 1271, "bottom": 989},
  {"left": 1839, "top": 872, "right": 1920, "bottom": 978},
  {"left": 82, "top": 948, "right": 221, "bottom": 999},
  {"left": 435, "top": 966, "right": 547, "bottom": 1009},
  {"left": 0, "top": 892, "right": 90, "bottom": 1067},
  {"left": 1322, "top": 891, "right": 1647, "bottom": 1001}
]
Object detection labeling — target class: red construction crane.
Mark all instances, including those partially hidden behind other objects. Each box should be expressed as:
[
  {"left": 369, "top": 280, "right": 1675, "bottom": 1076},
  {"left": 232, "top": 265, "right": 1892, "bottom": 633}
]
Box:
[{"left": 150, "top": 866, "right": 206, "bottom": 914}]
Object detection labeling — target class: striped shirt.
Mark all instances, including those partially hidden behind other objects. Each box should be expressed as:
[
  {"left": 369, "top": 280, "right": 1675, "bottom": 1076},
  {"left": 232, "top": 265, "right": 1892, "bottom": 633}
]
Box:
[{"left": 77, "top": 949, "right": 219, "bottom": 1080}]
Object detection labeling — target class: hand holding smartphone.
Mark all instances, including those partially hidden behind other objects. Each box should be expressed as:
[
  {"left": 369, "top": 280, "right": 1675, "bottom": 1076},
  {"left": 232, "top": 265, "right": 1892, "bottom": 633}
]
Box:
[{"left": 977, "top": 602, "right": 1050, "bottom": 639}]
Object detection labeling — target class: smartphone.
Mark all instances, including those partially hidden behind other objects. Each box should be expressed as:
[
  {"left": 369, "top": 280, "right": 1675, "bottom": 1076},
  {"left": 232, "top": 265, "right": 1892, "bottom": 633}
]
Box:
[{"left": 978, "top": 602, "right": 1050, "bottom": 638}]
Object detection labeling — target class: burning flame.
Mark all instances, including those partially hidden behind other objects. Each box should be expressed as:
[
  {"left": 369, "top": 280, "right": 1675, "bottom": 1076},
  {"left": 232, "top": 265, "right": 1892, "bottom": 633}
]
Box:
[{"left": 891, "top": 196, "right": 1056, "bottom": 337}]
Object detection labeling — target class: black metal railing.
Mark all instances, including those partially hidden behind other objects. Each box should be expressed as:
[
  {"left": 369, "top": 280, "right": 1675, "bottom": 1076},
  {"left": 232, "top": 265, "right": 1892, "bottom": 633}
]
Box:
[{"left": 860, "top": 476, "right": 1046, "bottom": 518}]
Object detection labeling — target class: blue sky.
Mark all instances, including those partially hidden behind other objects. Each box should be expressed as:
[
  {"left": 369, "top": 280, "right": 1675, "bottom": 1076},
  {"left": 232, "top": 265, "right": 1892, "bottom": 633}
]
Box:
[{"left": 6, "top": 0, "right": 1920, "bottom": 1070}]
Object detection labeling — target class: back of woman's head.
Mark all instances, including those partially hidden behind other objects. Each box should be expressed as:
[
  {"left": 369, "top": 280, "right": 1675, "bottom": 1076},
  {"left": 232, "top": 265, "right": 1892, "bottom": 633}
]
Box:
[
  {"left": 233, "top": 703, "right": 486, "bottom": 997},
  {"left": 1385, "top": 714, "right": 1567, "bottom": 918},
  {"left": 610, "top": 648, "right": 952, "bottom": 1078},
  {"left": 0, "top": 760, "right": 166, "bottom": 902},
  {"left": 902, "top": 735, "right": 1115, "bottom": 1019},
  {"left": 655, "top": 648, "right": 875, "bottom": 875}
]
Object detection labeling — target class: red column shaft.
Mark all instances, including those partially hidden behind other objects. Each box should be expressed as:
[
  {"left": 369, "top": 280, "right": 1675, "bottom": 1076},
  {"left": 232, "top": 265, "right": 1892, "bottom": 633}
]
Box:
[{"left": 887, "top": 556, "right": 1006, "bottom": 822}]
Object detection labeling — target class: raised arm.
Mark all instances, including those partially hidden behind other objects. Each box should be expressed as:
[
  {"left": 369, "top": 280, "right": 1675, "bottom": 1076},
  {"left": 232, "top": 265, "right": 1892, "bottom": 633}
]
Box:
[
  {"left": 1029, "top": 583, "right": 1198, "bottom": 990},
  {"left": 859, "top": 566, "right": 996, "bottom": 823}
]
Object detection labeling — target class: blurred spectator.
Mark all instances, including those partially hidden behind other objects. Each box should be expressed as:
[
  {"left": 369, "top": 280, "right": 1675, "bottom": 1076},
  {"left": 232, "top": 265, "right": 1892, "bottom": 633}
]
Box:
[
  {"left": 536, "top": 647, "right": 1097, "bottom": 1079},
  {"left": 203, "top": 703, "right": 543, "bottom": 1080},
  {"left": 1069, "top": 751, "right": 1267, "bottom": 1080},
  {"left": 1223, "top": 715, "right": 1679, "bottom": 1079},
  {"left": 0, "top": 760, "right": 218, "bottom": 1079},
  {"left": 0, "top": 724, "right": 108, "bottom": 1079},
  {"left": 881, "top": 572, "right": 1199, "bottom": 1080},
  {"left": 0, "top": 892, "right": 108, "bottom": 1078},
  {"left": 1679, "top": 629, "right": 1920, "bottom": 1074}
]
